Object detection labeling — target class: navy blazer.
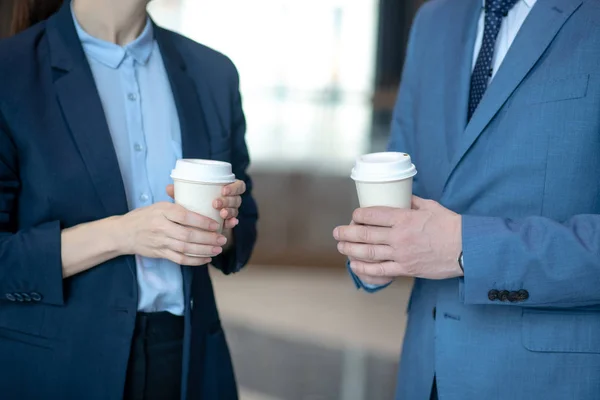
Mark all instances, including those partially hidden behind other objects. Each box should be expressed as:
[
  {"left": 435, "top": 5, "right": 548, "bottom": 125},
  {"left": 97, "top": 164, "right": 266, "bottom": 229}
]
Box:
[{"left": 0, "top": 2, "right": 258, "bottom": 399}]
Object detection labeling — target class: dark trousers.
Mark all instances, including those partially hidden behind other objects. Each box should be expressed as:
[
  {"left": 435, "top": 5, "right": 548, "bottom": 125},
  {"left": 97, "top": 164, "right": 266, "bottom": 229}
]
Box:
[{"left": 124, "top": 312, "right": 185, "bottom": 400}]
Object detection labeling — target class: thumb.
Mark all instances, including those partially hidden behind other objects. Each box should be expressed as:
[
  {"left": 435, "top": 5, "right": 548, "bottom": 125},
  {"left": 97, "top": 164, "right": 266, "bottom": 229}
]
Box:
[{"left": 166, "top": 184, "right": 175, "bottom": 199}]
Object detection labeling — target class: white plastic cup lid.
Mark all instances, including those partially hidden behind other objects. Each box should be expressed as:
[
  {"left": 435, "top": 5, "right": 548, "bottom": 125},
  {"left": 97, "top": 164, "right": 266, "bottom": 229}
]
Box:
[
  {"left": 351, "top": 152, "right": 417, "bottom": 183},
  {"left": 170, "top": 159, "right": 236, "bottom": 184}
]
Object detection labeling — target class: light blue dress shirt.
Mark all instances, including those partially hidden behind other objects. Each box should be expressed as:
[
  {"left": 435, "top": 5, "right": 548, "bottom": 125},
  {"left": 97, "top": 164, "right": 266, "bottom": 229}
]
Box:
[{"left": 73, "top": 10, "right": 185, "bottom": 315}]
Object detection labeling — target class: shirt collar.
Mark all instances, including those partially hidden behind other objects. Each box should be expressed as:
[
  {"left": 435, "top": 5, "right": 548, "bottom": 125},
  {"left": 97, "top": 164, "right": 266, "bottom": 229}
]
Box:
[
  {"left": 522, "top": 0, "right": 535, "bottom": 8},
  {"left": 71, "top": 4, "right": 154, "bottom": 69}
]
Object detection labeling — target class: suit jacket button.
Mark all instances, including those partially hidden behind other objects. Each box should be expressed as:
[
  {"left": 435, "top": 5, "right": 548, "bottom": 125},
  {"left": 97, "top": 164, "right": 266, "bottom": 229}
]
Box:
[
  {"left": 517, "top": 290, "right": 529, "bottom": 301},
  {"left": 5, "top": 293, "right": 16, "bottom": 302},
  {"left": 14, "top": 293, "right": 24, "bottom": 302},
  {"left": 499, "top": 290, "right": 510, "bottom": 302},
  {"left": 30, "top": 292, "right": 42, "bottom": 302},
  {"left": 508, "top": 291, "right": 519, "bottom": 302},
  {"left": 488, "top": 290, "right": 499, "bottom": 301}
]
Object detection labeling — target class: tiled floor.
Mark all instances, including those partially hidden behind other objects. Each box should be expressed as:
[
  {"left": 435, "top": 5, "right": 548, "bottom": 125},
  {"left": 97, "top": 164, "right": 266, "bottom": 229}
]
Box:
[{"left": 211, "top": 265, "right": 412, "bottom": 400}]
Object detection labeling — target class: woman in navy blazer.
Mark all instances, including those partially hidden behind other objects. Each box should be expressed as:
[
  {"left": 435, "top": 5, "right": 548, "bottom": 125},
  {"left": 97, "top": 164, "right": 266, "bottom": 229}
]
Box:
[{"left": 0, "top": 0, "right": 258, "bottom": 399}]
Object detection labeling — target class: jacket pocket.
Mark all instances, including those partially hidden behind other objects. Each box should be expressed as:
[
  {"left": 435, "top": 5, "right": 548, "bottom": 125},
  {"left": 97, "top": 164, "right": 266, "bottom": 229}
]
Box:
[
  {"left": 524, "top": 73, "right": 589, "bottom": 105},
  {"left": 522, "top": 308, "right": 600, "bottom": 353},
  {"left": 0, "top": 303, "right": 46, "bottom": 337},
  {"left": 0, "top": 326, "right": 54, "bottom": 350}
]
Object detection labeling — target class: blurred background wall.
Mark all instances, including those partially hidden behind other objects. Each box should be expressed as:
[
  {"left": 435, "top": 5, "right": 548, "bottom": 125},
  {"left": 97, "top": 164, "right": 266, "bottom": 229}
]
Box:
[{"left": 148, "top": 1, "right": 425, "bottom": 399}]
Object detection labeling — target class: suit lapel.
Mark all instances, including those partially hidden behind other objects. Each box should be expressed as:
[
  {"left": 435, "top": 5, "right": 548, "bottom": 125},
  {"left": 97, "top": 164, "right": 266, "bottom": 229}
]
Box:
[
  {"left": 443, "top": 0, "right": 583, "bottom": 191},
  {"left": 153, "top": 26, "right": 217, "bottom": 288},
  {"left": 441, "top": 0, "right": 481, "bottom": 164},
  {"left": 153, "top": 26, "right": 212, "bottom": 162},
  {"left": 47, "top": 3, "right": 129, "bottom": 218}
]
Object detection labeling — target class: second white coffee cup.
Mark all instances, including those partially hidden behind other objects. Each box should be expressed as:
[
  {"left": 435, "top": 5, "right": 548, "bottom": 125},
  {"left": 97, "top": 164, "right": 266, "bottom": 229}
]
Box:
[
  {"left": 170, "top": 159, "right": 236, "bottom": 257},
  {"left": 351, "top": 152, "right": 417, "bottom": 209}
]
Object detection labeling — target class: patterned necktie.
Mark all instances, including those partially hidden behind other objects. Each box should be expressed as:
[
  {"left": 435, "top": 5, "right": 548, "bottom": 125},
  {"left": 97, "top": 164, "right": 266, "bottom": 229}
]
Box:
[{"left": 467, "top": 0, "right": 520, "bottom": 121}]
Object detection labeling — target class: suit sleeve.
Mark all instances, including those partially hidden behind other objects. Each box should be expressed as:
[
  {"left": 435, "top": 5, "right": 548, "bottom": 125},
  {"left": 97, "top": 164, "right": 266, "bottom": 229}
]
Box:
[
  {"left": 461, "top": 214, "right": 600, "bottom": 308},
  {"left": 211, "top": 67, "right": 258, "bottom": 275},
  {"left": 0, "top": 110, "right": 65, "bottom": 306},
  {"left": 348, "top": 5, "right": 425, "bottom": 292}
]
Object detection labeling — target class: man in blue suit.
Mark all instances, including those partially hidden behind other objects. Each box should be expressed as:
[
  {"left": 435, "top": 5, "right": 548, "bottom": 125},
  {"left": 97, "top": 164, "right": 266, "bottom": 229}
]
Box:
[
  {"left": 0, "top": 0, "right": 257, "bottom": 399},
  {"left": 334, "top": 0, "right": 600, "bottom": 398}
]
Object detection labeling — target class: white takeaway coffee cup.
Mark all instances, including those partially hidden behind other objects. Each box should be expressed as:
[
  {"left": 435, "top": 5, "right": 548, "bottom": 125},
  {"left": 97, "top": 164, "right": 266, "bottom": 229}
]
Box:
[
  {"left": 170, "top": 159, "right": 236, "bottom": 256},
  {"left": 351, "top": 152, "right": 417, "bottom": 209}
]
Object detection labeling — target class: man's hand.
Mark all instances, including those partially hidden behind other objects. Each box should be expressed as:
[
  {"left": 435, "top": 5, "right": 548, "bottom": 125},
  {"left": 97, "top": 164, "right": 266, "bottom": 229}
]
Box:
[{"left": 333, "top": 196, "right": 463, "bottom": 282}]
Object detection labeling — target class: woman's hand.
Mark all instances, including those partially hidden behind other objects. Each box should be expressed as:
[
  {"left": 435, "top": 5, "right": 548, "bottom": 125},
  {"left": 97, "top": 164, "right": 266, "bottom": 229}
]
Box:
[
  {"left": 213, "top": 180, "right": 246, "bottom": 229},
  {"left": 116, "top": 202, "right": 227, "bottom": 266},
  {"left": 166, "top": 180, "right": 246, "bottom": 230}
]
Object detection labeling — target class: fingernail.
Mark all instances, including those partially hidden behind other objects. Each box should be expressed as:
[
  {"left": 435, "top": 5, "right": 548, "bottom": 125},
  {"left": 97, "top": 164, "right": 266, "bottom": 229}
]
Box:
[
  {"left": 223, "top": 188, "right": 230, "bottom": 195},
  {"left": 337, "top": 242, "right": 343, "bottom": 252},
  {"left": 333, "top": 227, "right": 339, "bottom": 239},
  {"left": 209, "top": 222, "right": 219, "bottom": 231},
  {"left": 213, "top": 200, "right": 222, "bottom": 209},
  {"left": 217, "top": 236, "right": 227, "bottom": 245},
  {"left": 213, "top": 247, "right": 223, "bottom": 255}
]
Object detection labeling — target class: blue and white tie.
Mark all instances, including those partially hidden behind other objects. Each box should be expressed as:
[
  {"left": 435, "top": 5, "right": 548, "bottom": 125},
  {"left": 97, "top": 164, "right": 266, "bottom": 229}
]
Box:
[{"left": 468, "top": 0, "right": 520, "bottom": 121}]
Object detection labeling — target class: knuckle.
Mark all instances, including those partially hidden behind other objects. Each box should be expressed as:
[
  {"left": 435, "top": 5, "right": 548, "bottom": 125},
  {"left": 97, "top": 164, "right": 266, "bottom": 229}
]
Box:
[
  {"left": 404, "top": 262, "right": 417, "bottom": 276},
  {"left": 350, "top": 260, "right": 361, "bottom": 272},
  {"left": 367, "top": 245, "right": 377, "bottom": 260},
  {"left": 173, "top": 240, "right": 185, "bottom": 253},
  {"left": 150, "top": 236, "right": 163, "bottom": 250},
  {"left": 172, "top": 253, "right": 185, "bottom": 265},
  {"left": 175, "top": 210, "right": 188, "bottom": 223},
  {"left": 171, "top": 226, "right": 186, "bottom": 242},
  {"left": 152, "top": 219, "right": 168, "bottom": 235},
  {"left": 184, "top": 228, "right": 195, "bottom": 243},
  {"left": 358, "top": 226, "right": 370, "bottom": 242}
]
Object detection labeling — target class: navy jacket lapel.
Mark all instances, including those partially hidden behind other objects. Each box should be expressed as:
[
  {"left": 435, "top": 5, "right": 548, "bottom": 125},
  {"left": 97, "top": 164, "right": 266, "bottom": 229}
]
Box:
[
  {"left": 443, "top": 0, "right": 583, "bottom": 192},
  {"left": 153, "top": 26, "right": 217, "bottom": 292},
  {"left": 46, "top": 3, "right": 130, "bottom": 218},
  {"left": 153, "top": 26, "right": 211, "bottom": 162}
]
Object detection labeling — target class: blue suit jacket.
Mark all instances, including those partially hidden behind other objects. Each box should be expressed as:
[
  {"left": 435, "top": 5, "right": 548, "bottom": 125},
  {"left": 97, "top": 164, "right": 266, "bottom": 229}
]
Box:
[
  {"left": 352, "top": 0, "right": 600, "bottom": 398},
  {"left": 0, "top": 2, "right": 258, "bottom": 399}
]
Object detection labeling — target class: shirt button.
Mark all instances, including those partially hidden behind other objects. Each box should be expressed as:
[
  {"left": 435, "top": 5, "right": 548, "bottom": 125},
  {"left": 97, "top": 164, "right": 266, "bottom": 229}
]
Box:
[
  {"left": 134, "top": 143, "right": 143, "bottom": 152},
  {"left": 128, "top": 93, "right": 137, "bottom": 101},
  {"left": 140, "top": 193, "right": 149, "bottom": 202}
]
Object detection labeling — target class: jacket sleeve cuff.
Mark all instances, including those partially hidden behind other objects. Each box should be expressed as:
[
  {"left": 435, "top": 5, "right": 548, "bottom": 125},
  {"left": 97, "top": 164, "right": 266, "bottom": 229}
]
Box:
[
  {"left": 346, "top": 261, "right": 392, "bottom": 293},
  {"left": 1, "top": 221, "right": 64, "bottom": 306},
  {"left": 211, "top": 220, "right": 256, "bottom": 275}
]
